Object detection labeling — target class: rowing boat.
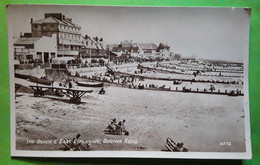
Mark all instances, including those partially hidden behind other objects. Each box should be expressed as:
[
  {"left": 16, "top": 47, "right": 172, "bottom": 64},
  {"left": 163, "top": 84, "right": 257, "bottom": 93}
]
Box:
[
  {"left": 28, "top": 75, "right": 52, "bottom": 85},
  {"left": 15, "top": 73, "right": 29, "bottom": 79},
  {"left": 76, "top": 81, "right": 104, "bottom": 87}
]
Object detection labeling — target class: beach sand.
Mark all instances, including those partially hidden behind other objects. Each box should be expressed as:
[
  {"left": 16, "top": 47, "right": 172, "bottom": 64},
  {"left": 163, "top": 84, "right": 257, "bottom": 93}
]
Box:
[
  {"left": 14, "top": 62, "right": 246, "bottom": 152},
  {"left": 15, "top": 85, "right": 245, "bottom": 152}
]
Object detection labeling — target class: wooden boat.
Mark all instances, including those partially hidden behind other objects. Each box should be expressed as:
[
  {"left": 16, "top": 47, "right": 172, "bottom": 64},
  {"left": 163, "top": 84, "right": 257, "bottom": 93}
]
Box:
[
  {"left": 28, "top": 75, "right": 52, "bottom": 85},
  {"left": 15, "top": 73, "right": 28, "bottom": 79},
  {"left": 76, "top": 81, "right": 104, "bottom": 87}
]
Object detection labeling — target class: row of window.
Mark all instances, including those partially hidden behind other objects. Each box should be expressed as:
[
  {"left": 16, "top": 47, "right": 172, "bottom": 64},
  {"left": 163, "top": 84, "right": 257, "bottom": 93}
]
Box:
[
  {"left": 86, "top": 41, "right": 94, "bottom": 46},
  {"left": 59, "top": 33, "right": 81, "bottom": 40},
  {"left": 14, "top": 52, "right": 56, "bottom": 61},
  {"left": 57, "top": 45, "right": 80, "bottom": 51},
  {"left": 59, "top": 25, "right": 80, "bottom": 32},
  {"left": 34, "top": 24, "right": 80, "bottom": 32},
  {"left": 34, "top": 24, "right": 54, "bottom": 29},
  {"left": 83, "top": 50, "right": 97, "bottom": 53},
  {"left": 36, "top": 52, "right": 56, "bottom": 56}
]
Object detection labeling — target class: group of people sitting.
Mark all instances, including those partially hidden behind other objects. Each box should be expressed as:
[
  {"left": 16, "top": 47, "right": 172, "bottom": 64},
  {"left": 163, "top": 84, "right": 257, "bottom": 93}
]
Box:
[
  {"left": 165, "top": 138, "right": 188, "bottom": 152},
  {"left": 107, "top": 118, "right": 126, "bottom": 132},
  {"left": 60, "top": 134, "right": 92, "bottom": 151}
]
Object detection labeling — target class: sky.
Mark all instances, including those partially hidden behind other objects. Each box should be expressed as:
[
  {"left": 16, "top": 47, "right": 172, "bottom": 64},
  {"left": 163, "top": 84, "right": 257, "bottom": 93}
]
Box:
[{"left": 7, "top": 5, "right": 251, "bottom": 62}]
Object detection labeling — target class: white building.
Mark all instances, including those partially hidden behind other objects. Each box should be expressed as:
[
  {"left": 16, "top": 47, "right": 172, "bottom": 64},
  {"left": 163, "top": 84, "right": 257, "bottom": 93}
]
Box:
[
  {"left": 14, "top": 34, "right": 57, "bottom": 64},
  {"left": 31, "top": 13, "right": 83, "bottom": 57}
]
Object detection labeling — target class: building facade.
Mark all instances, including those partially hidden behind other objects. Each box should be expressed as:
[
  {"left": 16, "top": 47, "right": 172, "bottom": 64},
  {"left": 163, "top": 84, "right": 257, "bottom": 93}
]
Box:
[
  {"left": 109, "top": 40, "right": 171, "bottom": 59},
  {"left": 157, "top": 42, "right": 170, "bottom": 58},
  {"left": 30, "top": 13, "right": 83, "bottom": 57},
  {"left": 80, "top": 35, "right": 107, "bottom": 58},
  {"left": 14, "top": 13, "right": 84, "bottom": 65},
  {"left": 110, "top": 40, "right": 141, "bottom": 57},
  {"left": 138, "top": 43, "right": 158, "bottom": 55},
  {"left": 14, "top": 33, "right": 57, "bottom": 64}
]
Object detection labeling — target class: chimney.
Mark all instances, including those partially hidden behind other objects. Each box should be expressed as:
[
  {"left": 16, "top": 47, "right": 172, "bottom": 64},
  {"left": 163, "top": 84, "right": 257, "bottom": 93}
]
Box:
[
  {"left": 85, "top": 35, "right": 88, "bottom": 39},
  {"left": 20, "top": 32, "right": 22, "bottom": 37},
  {"left": 30, "top": 18, "right": 33, "bottom": 23},
  {"left": 62, "top": 15, "right": 65, "bottom": 20}
]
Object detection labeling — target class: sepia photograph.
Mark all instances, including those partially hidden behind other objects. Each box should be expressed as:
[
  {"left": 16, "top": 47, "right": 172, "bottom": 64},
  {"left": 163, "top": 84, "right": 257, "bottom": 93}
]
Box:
[{"left": 7, "top": 5, "right": 251, "bottom": 159}]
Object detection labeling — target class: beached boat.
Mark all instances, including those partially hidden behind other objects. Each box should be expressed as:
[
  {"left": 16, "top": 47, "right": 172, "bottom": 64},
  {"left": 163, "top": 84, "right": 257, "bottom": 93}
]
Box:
[
  {"left": 227, "top": 91, "right": 239, "bottom": 96},
  {"left": 76, "top": 81, "right": 104, "bottom": 87},
  {"left": 28, "top": 75, "right": 52, "bottom": 85},
  {"left": 15, "top": 73, "right": 29, "bottom": 79}
]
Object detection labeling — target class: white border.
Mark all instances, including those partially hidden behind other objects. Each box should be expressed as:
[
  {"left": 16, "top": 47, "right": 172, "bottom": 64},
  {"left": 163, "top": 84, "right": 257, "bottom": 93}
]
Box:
[{"left": 7, "top": 5, "right": 252, "bottom": 159}]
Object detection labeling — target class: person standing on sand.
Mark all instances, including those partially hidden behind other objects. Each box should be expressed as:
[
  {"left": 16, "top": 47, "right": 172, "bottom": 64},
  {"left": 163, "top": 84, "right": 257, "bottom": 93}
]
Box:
[{"left": 69, "top": 81, "right": 73, "bottom": 88}]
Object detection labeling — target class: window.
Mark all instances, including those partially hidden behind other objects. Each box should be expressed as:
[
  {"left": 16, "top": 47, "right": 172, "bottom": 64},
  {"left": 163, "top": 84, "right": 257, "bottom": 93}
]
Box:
[
  {"left": 43, "top": 25, "right": 46, "bottom": 29},
  {"left": 36, "top": 52, "right": 42, "bottom": 60},
  {"left": 51, "top": 53, "right": 55, "bottom": 59},
  {"left": 35, "top": 25, "right": 37, "bottom": 28},
  {"left": 51, "top": 24, "right": 54, "bottom": 28},
  {"left": 26, "top": 55, "right": 33, "bottom": 60}
]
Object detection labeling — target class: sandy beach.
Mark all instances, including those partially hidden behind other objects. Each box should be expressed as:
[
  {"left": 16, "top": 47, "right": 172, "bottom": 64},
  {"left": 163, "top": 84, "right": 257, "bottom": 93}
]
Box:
[
  {"left": 13, "top": 60, "right": 247, "bottom": 152},
  {"left": 15, "top": 84, "right": 245, "bottom": 152}
]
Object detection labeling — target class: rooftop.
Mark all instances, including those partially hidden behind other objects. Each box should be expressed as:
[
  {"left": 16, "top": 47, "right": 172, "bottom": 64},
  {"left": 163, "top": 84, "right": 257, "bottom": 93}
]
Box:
[
  {"left": 31, "top": 16, "right": 66, "bottom": 25},
  {"left": 138, "top": 43, "right": 158, "bottom": 50},
  {"left": 31, "top": 13, "right": 80, "bottom": 28},
  {"left": 14, "top": 37, "right": 40, "bottom": 45}
]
